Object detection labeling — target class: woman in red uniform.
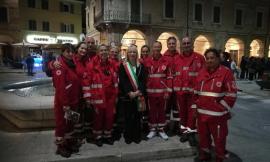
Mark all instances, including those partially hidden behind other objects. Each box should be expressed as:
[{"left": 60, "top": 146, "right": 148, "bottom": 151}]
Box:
[
  {"left": 52, "top": 43, "right": 81, "bottom": 158},
  {"left": 72, "top": 42, "right": 93, "bottom": 141},
  {"left": 84, "top": 44, "right": 118, "bottom": 146},
  {"left": 193, "top": 48, "right": 237, "bottom": 162}
]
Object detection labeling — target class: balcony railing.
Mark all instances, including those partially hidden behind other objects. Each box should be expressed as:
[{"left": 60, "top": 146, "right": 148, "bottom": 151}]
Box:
[{"left": 95, "top": 10, "right": 151, "bottom": 25}]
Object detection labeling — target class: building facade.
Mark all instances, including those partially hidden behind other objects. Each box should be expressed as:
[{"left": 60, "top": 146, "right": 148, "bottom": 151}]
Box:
[
  {"left": 0, "top": 0, "right": 83, "bottom": 63},
  {"left": 86, "top": 0, "right": 270, "bottom": 63}
]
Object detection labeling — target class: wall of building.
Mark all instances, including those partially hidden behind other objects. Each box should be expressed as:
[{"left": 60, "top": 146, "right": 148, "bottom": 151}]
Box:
[{"left": 87, "top": 0, "right": 270, "bottom": 58}]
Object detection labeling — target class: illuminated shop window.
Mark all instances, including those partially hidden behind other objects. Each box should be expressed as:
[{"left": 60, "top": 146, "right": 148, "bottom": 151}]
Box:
[
  {"left": 121, "top": 30, "right": 146, "bottom": 58},
  {"left": 194, "top": 35, "right": 211, "bottom": 55}
]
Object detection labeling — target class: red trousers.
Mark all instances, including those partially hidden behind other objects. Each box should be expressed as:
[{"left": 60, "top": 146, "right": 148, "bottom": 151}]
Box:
[
  {"left": 148, "top": 96, "right": 166, "bottom": 131},
  {"left": 177, "top": 93, "right": 196, "bottom": 132},
  {"left": 93, "top": 88, "right": 115, "bottom": 139},
  {"left": 166, "top": 92, "right": 179, "bottom": 123},
  {"left": 197, "top": 116, "right": 228, "bottom": 161},
  {"left": 54, "top": 102, "right": 78, "bottom": 138}
]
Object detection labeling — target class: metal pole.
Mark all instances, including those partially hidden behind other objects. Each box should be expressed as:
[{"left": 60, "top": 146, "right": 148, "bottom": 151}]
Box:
[{"left": 186, "top": 0, "right": 189, "bottom": 36}]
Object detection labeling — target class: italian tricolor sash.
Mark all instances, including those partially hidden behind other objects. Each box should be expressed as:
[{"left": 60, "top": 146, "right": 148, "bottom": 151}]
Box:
[
  {"left": 123, "top": 61, "right": 146, "bottom": 112},
  {"left": 123, "top": 61, "right": 139, "bottom": 91}
]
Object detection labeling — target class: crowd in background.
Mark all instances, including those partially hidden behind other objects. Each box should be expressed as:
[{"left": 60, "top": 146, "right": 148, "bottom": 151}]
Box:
[{"left": 220, "top": 51, "right": 270, "bottom": 81}]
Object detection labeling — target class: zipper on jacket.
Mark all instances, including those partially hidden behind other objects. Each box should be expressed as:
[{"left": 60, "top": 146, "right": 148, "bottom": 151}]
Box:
[
  {"left": 200, "top": 81, "right": 205, "bottom": 92},
  {"left": 217, "top": 124, "right": 220, "bottom": 138},
  {"left": 211, "top": 79, "right": 215, "bottom": 90}
]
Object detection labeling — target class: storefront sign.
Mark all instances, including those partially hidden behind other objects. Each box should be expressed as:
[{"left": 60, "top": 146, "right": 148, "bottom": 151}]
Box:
[{"left": 26, "top": 34, "right": 78, "bottom": 44}]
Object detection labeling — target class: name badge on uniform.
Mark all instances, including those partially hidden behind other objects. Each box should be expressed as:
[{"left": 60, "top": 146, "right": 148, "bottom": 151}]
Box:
[{"left": 183, "top": 66, "right": 189, "bottom": 70}]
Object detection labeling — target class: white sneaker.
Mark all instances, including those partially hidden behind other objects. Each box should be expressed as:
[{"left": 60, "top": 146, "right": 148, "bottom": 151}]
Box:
[
  {"left": 158, "top": 132, "right": 168, "bottom": 140},
  {"left": 147, "top": 131, "right": 156, "bottom": 139}
]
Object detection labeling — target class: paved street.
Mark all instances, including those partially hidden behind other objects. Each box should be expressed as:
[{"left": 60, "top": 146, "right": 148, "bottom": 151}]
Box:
[
  {"left": 147, "top": 90, "right": 270, "bottom": 162},
  {"left": 227, "top": 92, "right": 270, "bottom": 162}
]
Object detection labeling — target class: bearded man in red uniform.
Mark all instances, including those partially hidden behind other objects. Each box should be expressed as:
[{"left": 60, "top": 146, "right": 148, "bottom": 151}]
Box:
[
  {"left": 84, "top": 44, "right": 118, "bottom": 146},
  {"left": 193, "top": 48, "right": 237, "bottom": 162}
]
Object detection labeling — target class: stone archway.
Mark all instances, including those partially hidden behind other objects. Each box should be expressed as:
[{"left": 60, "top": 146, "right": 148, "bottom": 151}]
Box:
[
  {"left": 250, "top": 39, "right": 264, "bottom": 57},
  {"left": 121, "top": 30, "right": 146, "bottom": 58},
  {"left": 225, "top": 38, "right": 244, "bottom": 65},
  {"left": 194, "top": 35, "right": 211, "bottom": 55},
  {"left": 157, "top": 32, "right": 180, "bottom": 54}
]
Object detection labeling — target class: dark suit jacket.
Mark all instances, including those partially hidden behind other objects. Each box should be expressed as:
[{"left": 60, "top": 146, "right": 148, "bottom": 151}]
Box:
[{"left": 119, "top": 62, "right": 147, "bottom": 99}]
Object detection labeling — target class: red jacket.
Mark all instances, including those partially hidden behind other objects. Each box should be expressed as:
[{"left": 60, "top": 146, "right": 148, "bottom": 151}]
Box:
[
  {"left": 73, "top": 55, "right": 88, "bottom": 85},
  {"left": 163, "top": 49, "right": 180, "bottom": 58},
  {"left": 83, "top": 56, "right": 118, "bottom": 108},
  {"left": 52, "top": 56, "right": 81, "bottom": 107},
  {"left": 173, "top": 51, "right": 205, "bottom": 94},
  {"left": 193, "top": 65, "right": 237, "bottom": 120},
  {"left": 144, "top": 54, "right": 173, "bottom": 97},
  {"left": 163, "top": 50, "right": 180, "bottom": 73}
]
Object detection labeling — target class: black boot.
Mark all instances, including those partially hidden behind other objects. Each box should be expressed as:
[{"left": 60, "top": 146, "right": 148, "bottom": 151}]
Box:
[
  {"left": 55, "top": 139, "right": 71, "bottom": 158},
  {"left": 180, "top": 133, "right": 189, "bottom": 143},
  {"left": 67, "top": 138, "right": 80, "bottom": 153},
  {"left": 188, "top": 133, "right": 197, "bottom": 146},
  {"left": 95, "top": 138, "right": 103, "bottom": 147},
  {"left": 194, "top": 151, "right": 211, "bottom": 162},
  {"left": 103, "top": 137, "right": 114, "bottom": 145}
]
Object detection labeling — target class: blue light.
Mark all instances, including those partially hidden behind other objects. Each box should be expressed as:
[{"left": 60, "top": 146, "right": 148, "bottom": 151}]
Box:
[{"left": 34, "top": 57, "right": 43, "bottom": 67}]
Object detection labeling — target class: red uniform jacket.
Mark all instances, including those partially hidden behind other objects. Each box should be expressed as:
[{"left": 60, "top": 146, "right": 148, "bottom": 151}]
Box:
[
  {"left": 83, "top": 56, "right": 118, "bottom": 108},
  {"left": 163, "top": 50, "right": 180, "bottom": 75},
  {"left": 73, "top": 55, "right": 88, "bottom": 86},
  {"left": 193, "top": 65, "right": 237, "bottom": 121},
  {"left": 144, "top": 54, "right": 173, "bottom": 97},
  {"left": 173, "top": 51, "right": 205, "bottom": 95},
  {"left": 52, "top": 56, "right": 81, "bottom": 107}
]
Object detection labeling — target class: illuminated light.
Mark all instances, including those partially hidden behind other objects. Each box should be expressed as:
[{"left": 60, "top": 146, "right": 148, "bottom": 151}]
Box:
[
  {"left": 26, "top": 35, "right": 56, "bottom": 44},
  {"left": 33, "top": 57, "right": 43, "bottom": 67},
  {"left": 121, "top": 30, "right": 146, "bottom": 57},
  {"left": 250, "top": 39, "right": 263, "bottom": 57},
  {"left": 56, "top": 36, "right": 78, "bottom": 44},
  {"left": 26, "top": 34, "right": 79, "bottom": 45},
  {"left": 194, "top": 35, "right": 211, "bottom": 55}
]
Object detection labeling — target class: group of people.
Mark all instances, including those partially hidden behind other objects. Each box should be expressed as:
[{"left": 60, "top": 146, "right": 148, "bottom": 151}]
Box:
[
  {"left": 48, "top": 36, "right": 237, "bottom": 162},
  {"left": 239, "top": 56, "right": 270, "bottom": 80},
  {"left": 220, "top": 51, "right": 270, "bottom": 81}
]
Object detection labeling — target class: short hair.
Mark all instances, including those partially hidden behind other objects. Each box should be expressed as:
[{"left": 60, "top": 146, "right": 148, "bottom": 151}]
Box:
[
  {"left": 204, "top": 48, "right": 220, "bottom": 58},
  {"left": 97, "top": 44, "right": 108, "bottom": 51},
  {"left": 141, "top": 45, "right": 150, "bottom": 52},
  {"left": 167, "top": 36, "right": 177, "bottom": 43},
  {"left": 110, "top": 46, "right": 119, "bottom": 51},
  {"left": 61, "top": 43, "right": 74, "bottom": 53},
  {"left": 153, "top": 41, "right": 162, "bottom": 46}
]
